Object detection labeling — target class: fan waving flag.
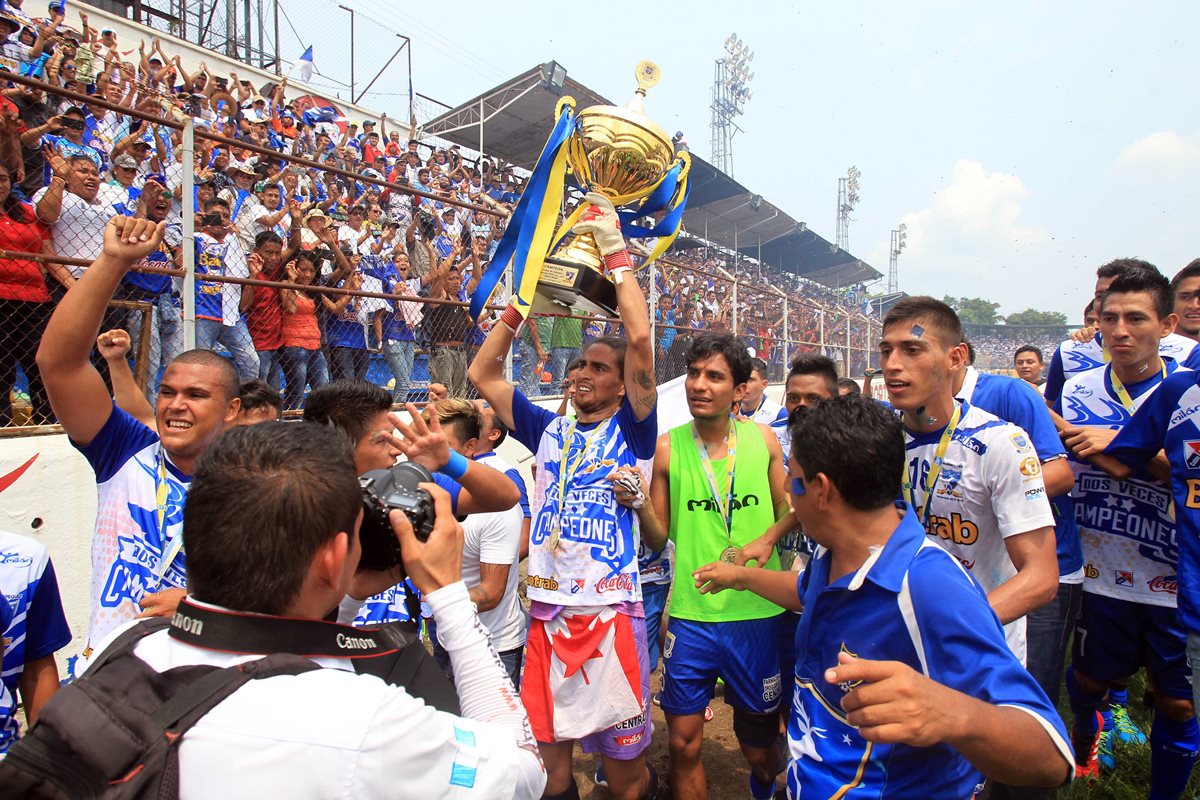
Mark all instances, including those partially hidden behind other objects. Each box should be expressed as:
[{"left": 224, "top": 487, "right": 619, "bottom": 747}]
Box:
[
  {"left": 301, "top": 106, "right": 346, "bottom": 126},
  {"left": 294, "top": 46, "right": 314, "bottom": 83}
]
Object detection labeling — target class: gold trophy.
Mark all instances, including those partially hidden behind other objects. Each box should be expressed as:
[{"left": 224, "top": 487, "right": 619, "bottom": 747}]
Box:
[{"left": 533, "top": 62, "right": 688, "bottom": 316}]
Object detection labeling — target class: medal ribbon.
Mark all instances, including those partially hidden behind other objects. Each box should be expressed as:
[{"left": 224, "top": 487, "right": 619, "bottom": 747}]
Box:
[
  {"left": 691, "top": 420, "right": 738, "bottom": 543},
  {"left": 151, "top": 451, "right": 183, "bottom": 587},
  {"left": 1108, "top": 360, "right": 1168, "bottom": 413},
  {"left": 555, "top": 416, "right": 615, "bottom": 525},
  {"left": 901, "top": 402, "right": 962, "bottom": 526}
]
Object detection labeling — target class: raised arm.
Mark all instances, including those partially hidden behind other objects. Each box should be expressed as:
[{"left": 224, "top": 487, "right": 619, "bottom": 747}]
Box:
[
  {"left": 572, "top": 192, "right": 656, "bottom": 419},
  {"left": 36, "top": 217, "right": 167, "bottom": 445},
  {"left": 466, "top": 301, "right": 518, "bottom": 431},
  {"left": 97, "top": 329, "right": 155, "bottom": 430}
]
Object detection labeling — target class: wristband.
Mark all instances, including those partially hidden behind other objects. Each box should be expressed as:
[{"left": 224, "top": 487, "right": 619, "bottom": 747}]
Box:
[
  {"left": 603, "top": 249, "right": 633, "bottom": 274},
  {"left": 499, "top": 303, "right": 523, "bottom": 333},
  {"left": 439, "top": 449, "right": 469, "bottom": 481}
]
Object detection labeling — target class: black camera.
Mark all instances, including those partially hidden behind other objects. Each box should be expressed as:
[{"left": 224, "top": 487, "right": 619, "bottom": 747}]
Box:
[
  {"left": 417, "top": 207, "right": 437, "bottom": 238},
  {"left": 200, "top": 213, "right": 224, "bottom": 227},
  {"left": 358, "top": 462, "right": 436, "bottom": 571}
]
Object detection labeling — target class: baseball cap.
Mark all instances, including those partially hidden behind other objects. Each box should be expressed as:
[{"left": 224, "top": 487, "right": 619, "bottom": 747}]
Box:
[
  {"left": 305, "top": 208, "right": 329, "bottom": 221},
  {"left": 113, "top": 154, "right": 138, "bottom": 169}
]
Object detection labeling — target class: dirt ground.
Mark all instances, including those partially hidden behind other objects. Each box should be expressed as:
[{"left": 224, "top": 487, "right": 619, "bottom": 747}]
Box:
[{"left": 570, "top": 672, "right": 786, "bottom": 800}]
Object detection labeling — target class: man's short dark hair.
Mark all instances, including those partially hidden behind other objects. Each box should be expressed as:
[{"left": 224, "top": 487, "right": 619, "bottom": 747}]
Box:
[
  {"left": 239, "top": 379, "right": 283, "bottom": 416},
  {"left": 882, "top": 296, "right": 963, "bottom": 350},
  {"left": 490, "top": 414, "right": 510, "bottom": 447},
  {"left": 254, "top": 230, "right": 283, "bottom": 250},
  {"left": 583, "top": 336, "right": 629, "bottom": 374},
  {"left": 202, "top": 196, "right": 230, "bottom": 212},
  {"left": 1097, "top": 258, "right": 1147, "bottom": 281},
  {"left": 685, "top": 333, "right": 752, "bottom": 385},
  {"left": 303, "top": 380, "right": 392, "bottom": 445},
  {"left": 964, "top": 341, "right": 976, "bottom": 365},
  {"left": 788, "top": 353, "right": 838, "bottom": 396},
  {"left": 748, "top": 357, "right": 768, "bottom": 379},
  {"left": 169, "top": 349, "right": 239, "bottom": 400},
  {"left": 1101, "top": 263, "right": 1173, "bottom": 319},
  {"left": 1172, "top": 259, "right": 1200, "bottom": 290},
  {"left": 788, "top": 394, "right": 904, "bottom": 511},
  {"left": 184, "top": 422, "right": 361, "bottom": 615},
  {"left": 836, "top": 377, "right": 861, "bottom": 394},
  {"left": 1014, "top": 345, "right": 1044, "bottom": 364}
]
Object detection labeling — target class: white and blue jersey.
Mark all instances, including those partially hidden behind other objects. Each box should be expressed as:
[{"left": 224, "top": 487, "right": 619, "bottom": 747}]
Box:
[
  {"left": 1044, "top": 331, "right": 1200, "bottom": 404},
  {"left": 511, "top": 391, "right": 657, "bottom": 608},
  {"left": 787, "top": 506, "right": 1073, "bottom": 799},
  {"left": 0, "top": 598, "right": 12, "bottom": 752},
  {"left": 1108, "top": 369, "right": 1200, "bottom": 632},
  {"left": 1054, "top": 361, "right": 1184, "bottom": 607},
  {"left": 0, "top": 530, "right": 72, "bottom": 752},
  {"left": 904, "top": 399, "right": 1056, "bottom": 663},
  {"left": 474, "top": 451, "right": 530, "bottom": 520},
  {"left": 74, "top": 404, "right": 189, "bottom": 648},
  {"left": 956, "top": 367, "right": 1082, "bottom": 579},
  {"left": 353, "top": 475, "right": 461, "bottom": 625}
]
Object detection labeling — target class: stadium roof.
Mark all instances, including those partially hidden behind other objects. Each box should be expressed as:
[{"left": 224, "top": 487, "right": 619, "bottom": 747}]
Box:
[{"left": 423, "top": 63, "right": 881, "bottom": 288}]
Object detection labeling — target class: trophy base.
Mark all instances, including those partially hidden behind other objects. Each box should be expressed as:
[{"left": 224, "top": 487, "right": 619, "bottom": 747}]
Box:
[{"left": 534, "top": 258, "right": 618, "bottom": 317}]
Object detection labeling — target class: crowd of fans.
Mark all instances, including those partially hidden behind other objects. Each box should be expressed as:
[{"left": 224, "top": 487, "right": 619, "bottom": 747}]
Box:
[
  {"left": 0, "top": 2, "right": 876, "bottom": 427},
  {"left": 964, "top": 324, "right": 1070, "bottom": 371}
]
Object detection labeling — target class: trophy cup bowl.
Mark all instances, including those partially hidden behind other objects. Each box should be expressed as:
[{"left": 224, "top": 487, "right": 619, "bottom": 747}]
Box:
[{"left": 533, "top": 68, "right": 678, "bottom": 317}]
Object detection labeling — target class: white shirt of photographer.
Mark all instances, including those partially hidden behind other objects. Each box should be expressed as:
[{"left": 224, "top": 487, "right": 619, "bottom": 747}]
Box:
[
  {"left": 84, "top": 600, "right": 543, "bottom": 799},
  {"left": 461, "top": 504, "right": 527, "bottom": 653}
]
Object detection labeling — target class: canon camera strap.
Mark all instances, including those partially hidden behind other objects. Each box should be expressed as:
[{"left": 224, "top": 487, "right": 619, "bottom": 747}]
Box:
[{"left": 168, "top": 598, "right": 460, "bottom": 714}]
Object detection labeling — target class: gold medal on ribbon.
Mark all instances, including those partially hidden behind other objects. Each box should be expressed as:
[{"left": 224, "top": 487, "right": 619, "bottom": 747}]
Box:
[
  {"left": 548, "top": 521, "right": 561, "bottom": 551},
  {"left": 720, "top": 546, "right": 741, "bottom": 564}
]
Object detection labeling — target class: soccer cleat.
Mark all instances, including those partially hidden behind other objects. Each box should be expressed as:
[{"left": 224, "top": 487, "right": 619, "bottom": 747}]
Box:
[
  {"left": 1097, "top": 727, "right": 1116, "bottom": 773},
  {"left": 1072, "top": 711, "right": 1103, "bottom": 781},
  {"left": 1110, "top": 703, "right": 1148, "bottom": 746}
]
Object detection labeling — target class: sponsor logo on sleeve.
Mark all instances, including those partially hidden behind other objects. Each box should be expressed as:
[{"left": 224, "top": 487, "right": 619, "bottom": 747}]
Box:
[
  {"left": 1184, "top": 441, "right": 1200, "bottom": 471},
  {"left": 1115, "top": 570, "right": 1134, "bottom": 587},
  {"left": 1025, "top": 486, "right": 1046, "bottom": 502},
  {"left": 1010, "top": 432, "right": 1032, "bottom": 453},
  {"left": 1019, "top": 457, "right": 1041, "bottom": 478}
]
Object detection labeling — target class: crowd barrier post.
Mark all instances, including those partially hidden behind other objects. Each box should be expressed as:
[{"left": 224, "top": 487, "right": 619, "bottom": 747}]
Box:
[
  {"left": 783, "top": 296, "right": 791, "bottom": 370},
  {"left": 181, "top": 118, "right": 196, "bottom": 351}
]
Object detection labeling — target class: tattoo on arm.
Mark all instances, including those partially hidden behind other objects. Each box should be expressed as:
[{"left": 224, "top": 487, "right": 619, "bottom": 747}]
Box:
[{"left": 468, "top": 584, "right": 490, "bottom": 608}]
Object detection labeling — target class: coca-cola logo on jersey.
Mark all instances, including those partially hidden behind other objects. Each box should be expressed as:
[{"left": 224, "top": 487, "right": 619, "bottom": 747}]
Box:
[
  {"left": 1148, "top": 575, "right": 1178, "bottom": 594},
  {"left": 595, "top": 574, "right": 636, "bottom": 593}
]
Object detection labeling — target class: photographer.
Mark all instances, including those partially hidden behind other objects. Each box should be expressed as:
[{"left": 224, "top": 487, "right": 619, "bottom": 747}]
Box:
[{"left": 66, "top": 422, "right": 545, "bottom": 797}]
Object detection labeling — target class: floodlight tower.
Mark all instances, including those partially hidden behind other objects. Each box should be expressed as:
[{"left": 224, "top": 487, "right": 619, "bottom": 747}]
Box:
[
  {"left": 835, "top": 166, "right": 861, "bottom": 252},
  {"left": 710, "top": 33, "right": 755, "bottom": 176},
  {"left": 888, "top": 223, "right": 907, "bottom": 294}
]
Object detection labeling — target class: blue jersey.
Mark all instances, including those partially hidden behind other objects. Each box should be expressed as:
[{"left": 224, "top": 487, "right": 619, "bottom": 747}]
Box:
[
  {"left": 125, "top": 223, "right": 181, "bottom": 295},
  {"left": 1108, "top": 368, "right": 1200, "bottom": 632},
  {"left": 473, "top": 451, "right": 530, "bottom": 520},
  {"left": 956, "top": 367, "right": 1082, "bottom": 578},
  {"left": 0, "top": 531, "right": 72, "bottom": 752},
  {"left": 788, "top": 506, "right": 1072, "bottom": 799},
  {"left": 194, "top": 237, "right": 230, "bottom": 322},
  {"left": 1044, "top": 331, "right": 1200, "bottom": 403},
  {"left": 1055, "top": 362, "right": 1184, "bottom": 607}
]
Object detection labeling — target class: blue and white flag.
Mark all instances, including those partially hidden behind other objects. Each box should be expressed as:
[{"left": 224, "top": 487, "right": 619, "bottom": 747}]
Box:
[
  {"left": 294, "top": 46, "right": 314, "bottom": 83},
  {"left": 301, "top": 105, "right": 346, "bottom": 126}
]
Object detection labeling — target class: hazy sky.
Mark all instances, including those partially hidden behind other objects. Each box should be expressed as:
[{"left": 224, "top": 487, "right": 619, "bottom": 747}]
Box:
[{"left": 281, "top": 0, "right": 1197, "bottom": 320}]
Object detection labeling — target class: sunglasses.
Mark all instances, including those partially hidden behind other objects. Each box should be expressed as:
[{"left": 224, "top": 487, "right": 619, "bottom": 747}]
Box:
[{"left": 790, "top": 476, "right": 806, "bottom": 496}]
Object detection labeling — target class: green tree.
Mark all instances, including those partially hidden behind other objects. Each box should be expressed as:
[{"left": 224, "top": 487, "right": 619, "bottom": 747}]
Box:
[
  {"left": 943, "top": 295, "right": 1002, "bottom": 325},
  {"left": 1005, "top": 308, "right": 1068, "bottom": 326}
]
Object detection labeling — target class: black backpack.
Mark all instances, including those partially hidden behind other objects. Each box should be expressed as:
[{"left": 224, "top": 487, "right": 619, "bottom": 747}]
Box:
[{"left": 0, "top": 616, "right": 457, "bottom": 799}]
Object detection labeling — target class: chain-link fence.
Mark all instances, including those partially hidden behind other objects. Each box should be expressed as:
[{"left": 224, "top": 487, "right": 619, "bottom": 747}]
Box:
[{"left": 1, "top": 66, "right": 875, "bottom": 432}]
